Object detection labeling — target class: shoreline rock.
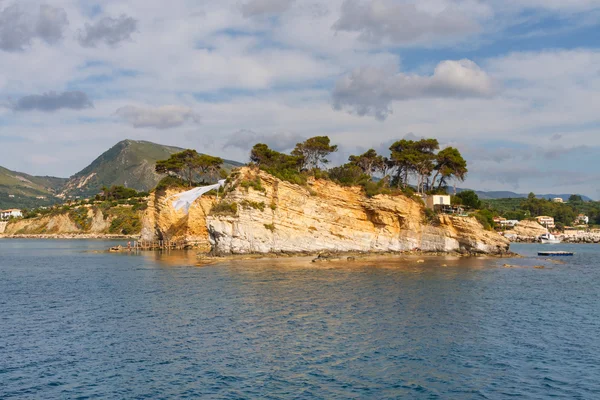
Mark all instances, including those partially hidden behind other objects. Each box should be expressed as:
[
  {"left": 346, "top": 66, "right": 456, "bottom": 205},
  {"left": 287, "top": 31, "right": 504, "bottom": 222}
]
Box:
[
  {"left": 196, "top": 249, "right": 521, "bottom": 266},
  {"left": 0, "top": 234, "right": 138, "bottom": 240}
]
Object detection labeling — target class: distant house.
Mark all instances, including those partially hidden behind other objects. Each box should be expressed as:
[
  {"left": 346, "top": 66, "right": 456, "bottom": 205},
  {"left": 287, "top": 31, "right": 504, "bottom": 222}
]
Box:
[
  {"left": 552, "top": 197, "right": 564, "bottom": 203},
  {"left": 493, "top": 217, "right": 519, "bottom": 228},
  {"left": 0, "top": 209, "right": 23, "bottom": 220},
  {"left": 36, "top": 196, "right": 46, "bottom": 200},
  {"left": 576, "top": 214, "right": 590, "bottom": 224},
  {"left": 536, "top": 216, "right": 555, "bottom": 228},
  {"left": 8, "top": 194, "right": 15, "bottom": 198},
  {"left": 501, "top": 220, "right": 519, "bottom": 228},
  {"left": 425, "top": 195, "right": 452, "bottom": 211}
]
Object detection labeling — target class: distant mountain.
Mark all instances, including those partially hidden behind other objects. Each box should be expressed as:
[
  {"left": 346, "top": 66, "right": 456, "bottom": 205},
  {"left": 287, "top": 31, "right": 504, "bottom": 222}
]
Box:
[
  {"left": 0, "top": 166, "right": 67, "bottom": 209},
  {"left": 454, "top": 188, "right": 593, "bottom": 202},
  {"left": 61, "top": 140, "right": 243, "bottom": 198}
]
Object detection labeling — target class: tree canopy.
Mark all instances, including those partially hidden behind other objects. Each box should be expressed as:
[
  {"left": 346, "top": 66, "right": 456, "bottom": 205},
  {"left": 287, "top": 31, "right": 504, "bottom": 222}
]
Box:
[
  {"left": 388, "top": 138, "right": 467, "bottom": 193},
  {"left": 247, "top": 135, "right": 469, "bottom": 198},
  {"left": 454, "top": 190, "right": 481, "bottom": 209},
  {"left": 348, "top": 149, "right": 386, "bottom": 177},
  {"left": 156, "top": 150, "right": 223, "bottom": 186},
  {"left": 291, "top": 136, "right": 338, "bottom": 170}
]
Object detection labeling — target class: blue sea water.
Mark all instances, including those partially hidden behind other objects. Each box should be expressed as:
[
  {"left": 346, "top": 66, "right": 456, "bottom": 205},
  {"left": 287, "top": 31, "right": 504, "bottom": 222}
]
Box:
[{"left": 1, "top": 240, "right": 599, "bottom": 399}]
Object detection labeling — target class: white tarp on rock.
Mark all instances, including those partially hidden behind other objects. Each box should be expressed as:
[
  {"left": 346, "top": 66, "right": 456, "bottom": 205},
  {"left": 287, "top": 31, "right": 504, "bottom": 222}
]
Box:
[{"left": 171, "top": 180, "right": 226, "bottom": 213}]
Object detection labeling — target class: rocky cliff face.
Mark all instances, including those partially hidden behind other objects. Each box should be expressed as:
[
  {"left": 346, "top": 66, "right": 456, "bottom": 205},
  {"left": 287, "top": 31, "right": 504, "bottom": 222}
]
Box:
[
  {"left": 505, "top": 220, "right": 547, "bottom": 240},
  {"left": 141, "top": 188, "right": 216, "bottom": 252},
  {"left": 203, "top": 168, "right": 509, "bottom": 255},
  {"left": 2, "top": 207, "right": 133, "bottom": 237}
]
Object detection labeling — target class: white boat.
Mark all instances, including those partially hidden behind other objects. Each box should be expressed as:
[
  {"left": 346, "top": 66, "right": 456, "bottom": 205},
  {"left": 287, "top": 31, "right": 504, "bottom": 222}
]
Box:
[{"left": 540, "top": 233, "right": 561, "bottom": 244}]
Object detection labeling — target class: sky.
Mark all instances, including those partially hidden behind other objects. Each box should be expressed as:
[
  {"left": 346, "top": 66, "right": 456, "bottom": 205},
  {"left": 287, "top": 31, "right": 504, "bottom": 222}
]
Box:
[{"left": 1, "top": 0, "right": 599, "bottom": 198}]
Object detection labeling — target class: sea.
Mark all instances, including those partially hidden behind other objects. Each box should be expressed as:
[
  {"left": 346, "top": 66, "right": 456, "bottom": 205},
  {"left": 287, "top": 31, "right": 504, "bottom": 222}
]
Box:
[{"left": 1, "top": 240, "right": 599, "bottom": 399}]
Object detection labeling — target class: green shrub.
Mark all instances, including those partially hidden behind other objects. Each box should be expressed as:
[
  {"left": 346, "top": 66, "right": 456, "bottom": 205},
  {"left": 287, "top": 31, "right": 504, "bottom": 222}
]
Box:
[
  {"left": 474, "top": 209, "right": 495, "bottom": 231},
  {"left": 69, "top": 207, "right": 92, "bottom": 231},
  {"left": 105, "top": 207, "right": 142, "bottom": 235},
  {"left": 240, "top": 200, "right": 266, "bottom": 211},
  {"left": 240, "top": 176, "right": 266, "bottom": 193},
  {"left": 423, "top": 208, "right": 437, "bottom": 225},
  {"left": 264, "top": 223, "right": 276, "bottom": 232},
  {"left": 210, "top": 201, "right": 238, "bottom": 216},
  {"left": 261, "top": 167, "right": 307, "bottom": 186},
  {"left": 132, "top": 202, "right": 148, "bottom": 212},
  {"left": 155, "top": 176, "right": 189, "bottom": 191}
]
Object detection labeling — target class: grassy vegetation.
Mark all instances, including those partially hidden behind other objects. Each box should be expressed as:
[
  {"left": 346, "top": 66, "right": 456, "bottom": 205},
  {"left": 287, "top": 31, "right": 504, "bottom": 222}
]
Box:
[
  {"left": 104, "top": 206, "right": 142, "bottom": 235},
  {"left": 240, "top": 176, "right": 266, "bottom": 193},
  {"left": 155, "top": 176, "right": 190, "bottom": 191},
  {"left": 240, "top": 200, "right": 266, "bottom": 211},
  {"left": 210, "top": 201, "right": 238, "bottom": 216},
  {"left": 264, "top": 223, "right": 275, "bottom": 232},
  {"left": 69, "top": 207, "right": 93, "bottom": 231}
]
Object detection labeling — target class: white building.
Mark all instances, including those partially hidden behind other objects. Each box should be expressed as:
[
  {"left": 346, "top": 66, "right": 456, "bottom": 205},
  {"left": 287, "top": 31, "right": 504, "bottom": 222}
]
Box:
[
  {"left": 576, "top": 214, "right": 590, "bottom": 224},
  {"left": 426, "top": 195, "right": 452, "bottom": 211},
  {"left": 0, "top": 209, "right": 23, "bottom": 220},
  {"left": 536, "top": 216, "right": 555, "bottom": 229},
  {"left": 500, "top": 220, "right": 519, "bottom": 228},
  {"left": 552, "top": 197, "right": 564, "bottom": 203}
]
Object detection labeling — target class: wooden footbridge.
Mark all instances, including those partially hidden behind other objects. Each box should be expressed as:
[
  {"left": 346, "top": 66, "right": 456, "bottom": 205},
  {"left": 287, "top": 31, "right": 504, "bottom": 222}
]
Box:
[
  {"left": 134, "top": 240, "right": 187, "bottom": 250},
  {"left": 110, "top": 240, "right": 188, "bottom": 252}
]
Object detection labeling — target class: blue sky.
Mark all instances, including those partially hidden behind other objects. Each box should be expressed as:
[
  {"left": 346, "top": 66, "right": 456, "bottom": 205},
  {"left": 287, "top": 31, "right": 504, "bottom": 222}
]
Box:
[{"left": 1, "top": 0, "right": 599, "bottom": 198}]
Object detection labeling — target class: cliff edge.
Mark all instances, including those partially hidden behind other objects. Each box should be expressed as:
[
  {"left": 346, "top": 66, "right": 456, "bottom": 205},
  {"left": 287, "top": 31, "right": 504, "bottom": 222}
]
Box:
[{"left": 141, "top": 188, "right": 216, "bottom": 252}]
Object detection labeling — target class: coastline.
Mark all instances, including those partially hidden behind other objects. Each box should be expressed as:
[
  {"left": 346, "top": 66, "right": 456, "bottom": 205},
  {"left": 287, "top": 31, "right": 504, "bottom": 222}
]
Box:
[{"left": 0, "top": 234, "right": 139, "bottom": 240}]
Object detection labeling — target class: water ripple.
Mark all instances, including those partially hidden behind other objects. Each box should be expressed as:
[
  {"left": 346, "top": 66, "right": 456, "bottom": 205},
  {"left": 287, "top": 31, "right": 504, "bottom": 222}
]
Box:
[{"left": 0, "top": 241, "right": 599, "bottom": 399}]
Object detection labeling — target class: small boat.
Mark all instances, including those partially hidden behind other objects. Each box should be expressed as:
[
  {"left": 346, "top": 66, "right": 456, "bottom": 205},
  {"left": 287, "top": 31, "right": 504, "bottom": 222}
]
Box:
[
  {"left": 540, "top": 233, "right": 561, "bottom": 244},
  {"left": 538, "top": 251, "right": 574, "bottom": 256}
]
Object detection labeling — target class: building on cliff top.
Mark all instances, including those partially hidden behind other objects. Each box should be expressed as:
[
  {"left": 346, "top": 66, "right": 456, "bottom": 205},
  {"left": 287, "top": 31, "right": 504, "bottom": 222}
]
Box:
[
  {"left": 536, "top": 216, "right": 555, "bottom": 229},
  {"left": 425, "top": 195, "right": 452, "bottom": 212},
  {"left": 0, "top": 209, "right": 23, "bottom": 220}
]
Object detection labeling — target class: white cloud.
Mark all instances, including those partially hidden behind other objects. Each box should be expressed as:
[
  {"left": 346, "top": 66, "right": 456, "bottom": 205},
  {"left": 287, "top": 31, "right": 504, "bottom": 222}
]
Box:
[
  {"left": 78, "top": 14, "right": 138, "bottom": 47},
  {"left": 0, "top": 3, "right": 68, "bottom": 52},
  {"left": 10, "top": 91, "right": 93, "bottom": 112},
  {"left": 333, "top": 59, "right": 495, "bottom": 119},
  {"left": 115, "top": 105, "right": 201, "bottom": 129},
  {"left": 223, "top": 129, "right": 305, "bottom": 152},
  {"left": 241, "top": 0, "right": 294, "bottom": 17},
  {"left": 333, "top": 0, "right": 482, "bottom": 45}
]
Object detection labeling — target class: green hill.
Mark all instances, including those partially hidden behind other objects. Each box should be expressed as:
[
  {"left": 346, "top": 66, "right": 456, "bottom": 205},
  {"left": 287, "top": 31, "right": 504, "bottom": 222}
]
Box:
[
  {"left": 0, "top": 166, "right": 67, "bottom": 209},
  {"left": 61, "top": 140, "right": 243, "bottom": 198}
]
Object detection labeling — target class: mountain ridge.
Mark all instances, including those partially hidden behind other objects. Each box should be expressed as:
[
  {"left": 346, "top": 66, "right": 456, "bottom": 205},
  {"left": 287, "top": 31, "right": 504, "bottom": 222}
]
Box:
[
  {"left": 1, "top": 139, "right": 244, "bottom": 208},
  {"left": 61, "top": 139, "right": 244, "bottom": 198}
]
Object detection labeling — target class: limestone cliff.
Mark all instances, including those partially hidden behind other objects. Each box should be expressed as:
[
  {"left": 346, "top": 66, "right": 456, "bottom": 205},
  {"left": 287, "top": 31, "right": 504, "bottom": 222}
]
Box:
[
  {"left": 141, "top": 188, "right": 216, "bottom": 251},
  {"left": 204, "top": 168, "right": 509, "bottom": 255},
  {"left": 505, "top": 220, "right": 547, "bottom": 240}
]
